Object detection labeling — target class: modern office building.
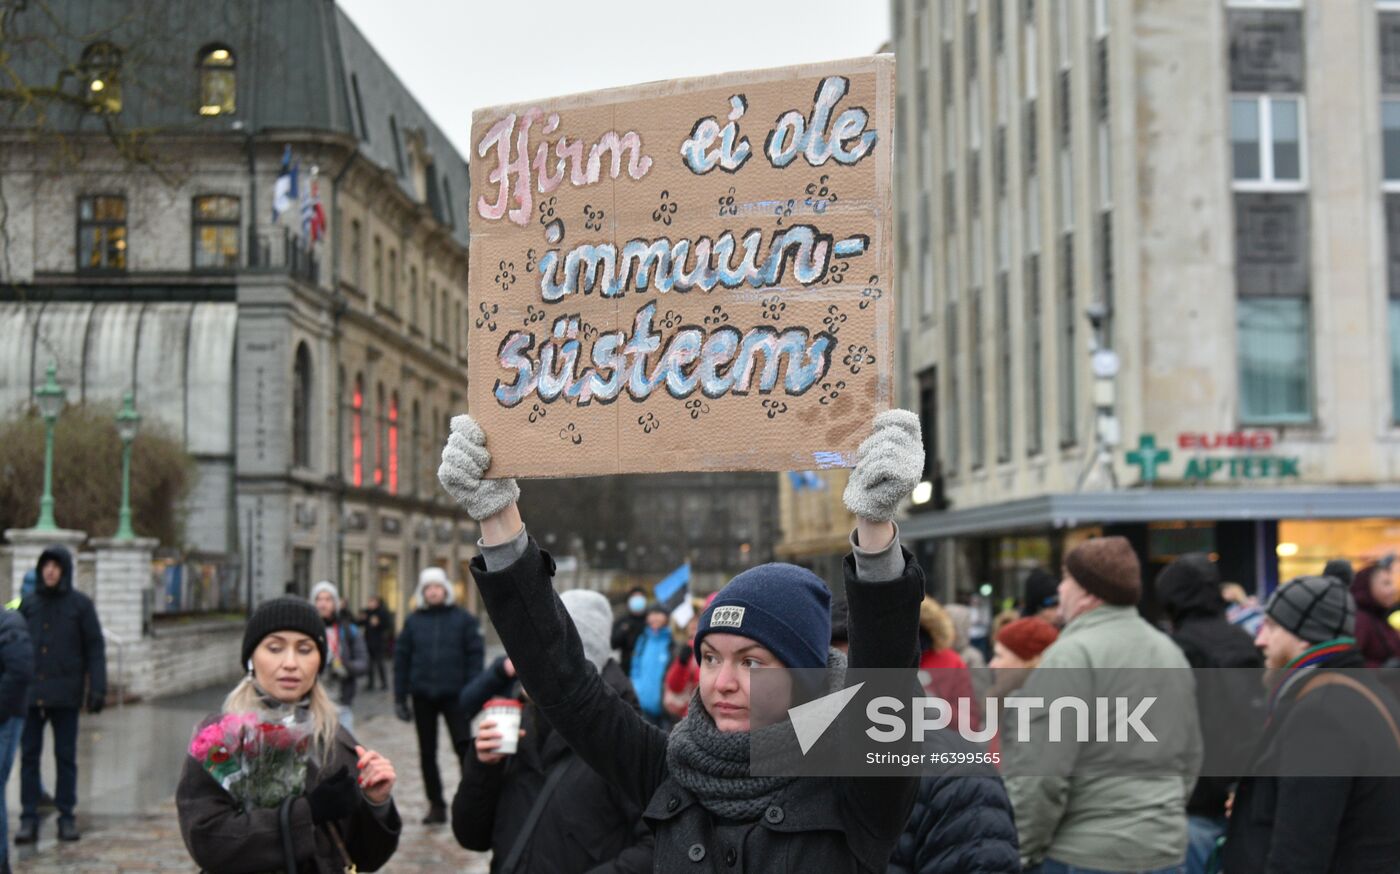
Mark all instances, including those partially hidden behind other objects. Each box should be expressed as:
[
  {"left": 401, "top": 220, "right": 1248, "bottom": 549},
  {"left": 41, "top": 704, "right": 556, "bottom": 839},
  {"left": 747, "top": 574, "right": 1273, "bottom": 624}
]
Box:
[{"left": 882, "top": 0, "right": 1400, "bottom": 611}]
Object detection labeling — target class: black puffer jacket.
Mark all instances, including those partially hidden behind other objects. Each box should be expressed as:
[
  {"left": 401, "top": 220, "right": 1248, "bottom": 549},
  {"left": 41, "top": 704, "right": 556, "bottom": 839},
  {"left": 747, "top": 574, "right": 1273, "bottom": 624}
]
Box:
[
  {"left": 1223, "top": 648, "right": 1400, "bottom": 873},
  {"left": 453, "top": 658, "right": 654, "bottom": 873},
  {"left": 0, "top": 610, "right": 34, "bottom": 720},
  {"left": 470, "top": 536, "right": 923, "bottom": 873},
  {"left": 1156, "top": 553, "right": 1265, "bottom": 819},
  {"left": 393, "top": 604, "right": 484, "bottom": 703},
  {"left": 20, "top": 546, "right": 105, "bottom": 710},
  {"left": 886, "top": 742, "right": 1020, "bottom": 874}
]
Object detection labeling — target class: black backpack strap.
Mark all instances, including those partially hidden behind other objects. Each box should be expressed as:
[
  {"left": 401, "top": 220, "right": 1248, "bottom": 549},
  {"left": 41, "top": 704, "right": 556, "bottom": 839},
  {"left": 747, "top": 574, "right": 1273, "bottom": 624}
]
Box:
[{"left": 278, "top": 795, "right": 298, "bottom": 874}]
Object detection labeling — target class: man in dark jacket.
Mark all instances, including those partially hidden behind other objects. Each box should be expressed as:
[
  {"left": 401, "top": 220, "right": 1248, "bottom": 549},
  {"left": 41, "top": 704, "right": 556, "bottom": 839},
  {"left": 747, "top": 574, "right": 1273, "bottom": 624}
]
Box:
[
  {"left": 1224, "top": 575, "right": 1400, "bottom": 873},
  {"left": 453, "top": 589, "right": 654, "bottom": 873},
  {"left": 393, "top": 566, "right": 484, "bottom": 825},
  {"left": 1156, "top": 553, "right": 1266, "bottom": 874},
  {"left": 0, "top": 600, "right": 33, "bottom": 874},
  {"left": 611, "top": 586, "right": 649, "bottom": 676},
  {"left": 357, "top": 595, "right": 394, "bottom": 691},
  {"left": 16, "top": 545, "right": 105, "bottom": 844}
]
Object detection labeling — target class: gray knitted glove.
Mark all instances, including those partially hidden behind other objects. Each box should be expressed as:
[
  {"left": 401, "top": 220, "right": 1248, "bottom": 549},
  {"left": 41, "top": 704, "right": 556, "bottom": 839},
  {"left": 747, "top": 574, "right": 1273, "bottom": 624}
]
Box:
[
  {"left": 437, "top": 414, "right": 521, "bottom": 521},
  {"left": 842, "top": 410, "right": 925, "bottom": 523}
]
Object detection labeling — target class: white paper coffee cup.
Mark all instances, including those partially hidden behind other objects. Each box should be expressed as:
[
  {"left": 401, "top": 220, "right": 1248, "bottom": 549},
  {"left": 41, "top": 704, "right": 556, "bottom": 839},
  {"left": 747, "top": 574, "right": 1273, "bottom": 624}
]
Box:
[{"left": 483, "top": 698, "right": 523, "bottom": 755}]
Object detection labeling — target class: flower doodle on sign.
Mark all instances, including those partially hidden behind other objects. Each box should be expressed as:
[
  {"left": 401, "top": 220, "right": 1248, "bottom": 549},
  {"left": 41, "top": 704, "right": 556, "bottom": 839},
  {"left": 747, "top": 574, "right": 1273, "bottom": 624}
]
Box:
[
  {"left": 685, "top": 399, "right": 711, "bottom": 420},
  {"left": 761, "top": 295, "right": 786, "bottom": 321},
  {"left": 538, "top": 196, "right": 557, "bottom": 227},
  {"left": 523, "top": 304, "right": 548, "bottom": 326},
  {"left": 578, "top": 320, "right": 600, "bottom": 341},
  {"left": 495, "top": 260, "right": 517, "bottom": 292},
  {"left": 528, "top": 402, "right": 548, "bottom": 424},
  {"left": 659, "top": 309, "right": 682, "bottom": 330},
  {"left": 773, "top": 198, "right": 795, "bottom": 226},
  {"left": 843, "top": 344, "right": 875, "bottom": 374},
  {"left": 762, "top": 400, "right": 789, "bottom": 419},
  {"left": 819, "top": 380, "right": 847, "bottom": 405},
  {"left": 475, "top": 302, "right": 499, "bottom": 332},
  {"left": 717, "top": 187, "right": 738, "bottom": 217},
  {"left": 703, "top": 305, "right": 730, "bottom": 327},
  {"left": 525, "top": 248, "right": 538, "bottom": 272},
  {"left": 652, "top": 190, "right": 678, "bottom": 226},
  {"left": 820, "top": 260, "right": 849, "bottom": 286},
  {"left": 804, "top": 174, "right": 839, "bottom": 213},
  {"left": 559, "top": 423, "right": 583, "bottom": 445},
  {"left": 638, "top": 412, "right": 660, "bottom": 434},
  {"left": 583, "top": 204, "right": 606, "bottom": 232},
  {"left": 822, "top": 305, "right": 847, "bottom": 334},
  {"left": 859, "top": 274, "right": 884, "bottom": 309}
]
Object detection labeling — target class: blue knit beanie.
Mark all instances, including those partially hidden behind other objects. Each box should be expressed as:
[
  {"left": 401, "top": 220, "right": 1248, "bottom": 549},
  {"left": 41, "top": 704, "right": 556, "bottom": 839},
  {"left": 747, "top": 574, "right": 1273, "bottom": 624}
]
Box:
[{"left": 693, "top": 563, "right": 832, "bottom": 670}]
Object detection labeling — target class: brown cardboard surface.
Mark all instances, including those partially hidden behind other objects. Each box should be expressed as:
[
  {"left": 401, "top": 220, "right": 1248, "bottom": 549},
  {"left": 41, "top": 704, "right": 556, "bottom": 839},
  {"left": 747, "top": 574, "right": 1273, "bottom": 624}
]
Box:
[{"left": 468, "top": 56, "right": 895, "bottom": 477}]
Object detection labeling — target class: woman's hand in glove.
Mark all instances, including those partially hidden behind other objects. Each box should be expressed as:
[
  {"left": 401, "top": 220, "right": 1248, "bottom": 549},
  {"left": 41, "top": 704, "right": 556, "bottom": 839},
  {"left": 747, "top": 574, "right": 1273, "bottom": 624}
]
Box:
[
  {"left": 437, "top": 414, "right": 520, "bottom": 522},
  {"left": 843, "top": 410, "right": 924, "bottom": 523}
]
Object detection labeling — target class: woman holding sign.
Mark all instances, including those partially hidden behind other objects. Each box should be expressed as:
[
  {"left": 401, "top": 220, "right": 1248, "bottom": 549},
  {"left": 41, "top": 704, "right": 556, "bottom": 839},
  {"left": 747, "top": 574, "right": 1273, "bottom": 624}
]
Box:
[{"left": 437, "top": 411, "right": 924, "bottom": 872}]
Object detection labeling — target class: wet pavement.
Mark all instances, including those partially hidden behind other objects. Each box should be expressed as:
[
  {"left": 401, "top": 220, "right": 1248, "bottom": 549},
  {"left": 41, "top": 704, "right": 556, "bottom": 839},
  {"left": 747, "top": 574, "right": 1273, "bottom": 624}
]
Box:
[{"left": 9, "top": 684, "right": 492, "bottom": 872}]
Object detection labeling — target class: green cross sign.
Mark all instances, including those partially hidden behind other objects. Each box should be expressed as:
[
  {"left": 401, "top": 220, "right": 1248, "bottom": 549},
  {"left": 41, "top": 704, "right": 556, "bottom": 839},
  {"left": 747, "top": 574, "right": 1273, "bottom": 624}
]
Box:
[{"left": 1127, "top": 434, "right": 1171, "bottom": 483}]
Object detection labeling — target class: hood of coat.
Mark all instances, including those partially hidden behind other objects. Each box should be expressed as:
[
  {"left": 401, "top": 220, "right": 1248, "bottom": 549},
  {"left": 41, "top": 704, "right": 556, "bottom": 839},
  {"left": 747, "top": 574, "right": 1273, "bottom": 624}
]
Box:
[
  {"left": 413, "top": 567, "right": 456, "bottom": 609},
  {"left": 34, "top": 545, "right": 74, "bottom": 597},
  {"left": 1157, "top": 553, "right": 1227, "bottom": 622}
]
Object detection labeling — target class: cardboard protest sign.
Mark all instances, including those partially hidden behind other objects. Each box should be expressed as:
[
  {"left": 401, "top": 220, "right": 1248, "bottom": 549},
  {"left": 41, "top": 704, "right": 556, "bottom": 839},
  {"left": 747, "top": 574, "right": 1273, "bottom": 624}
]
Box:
[{"left": 468, "top": 56, "right": 895, "bottom": 477}]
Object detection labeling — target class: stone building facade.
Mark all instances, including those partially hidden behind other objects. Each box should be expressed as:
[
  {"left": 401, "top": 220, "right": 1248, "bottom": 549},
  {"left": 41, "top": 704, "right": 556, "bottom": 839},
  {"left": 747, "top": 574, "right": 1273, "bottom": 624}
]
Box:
[{"left": 0, "top": 0, "right": 477, "bottom": 619}]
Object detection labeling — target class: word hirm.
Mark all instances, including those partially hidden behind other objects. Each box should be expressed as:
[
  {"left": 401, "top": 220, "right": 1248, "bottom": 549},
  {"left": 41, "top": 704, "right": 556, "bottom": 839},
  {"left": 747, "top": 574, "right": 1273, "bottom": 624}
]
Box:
[
  {"left": 493, "top": 302, "right": 835, "bottom": 407},
  {"left": 537, "top": 224, "right": 869, "bottom": 301},
  {"left": 477, "top": 108, "right": 653, "bottom": 226}
]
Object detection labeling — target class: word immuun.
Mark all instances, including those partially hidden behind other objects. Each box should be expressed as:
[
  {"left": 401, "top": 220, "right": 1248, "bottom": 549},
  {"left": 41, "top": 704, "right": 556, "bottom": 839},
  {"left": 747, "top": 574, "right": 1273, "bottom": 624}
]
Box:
[
  {"left": 537, "top": 225, "right": 869, "bottom": 301},
  {"left": 493, "top": 302, "right": 835, "bottom": 407}
]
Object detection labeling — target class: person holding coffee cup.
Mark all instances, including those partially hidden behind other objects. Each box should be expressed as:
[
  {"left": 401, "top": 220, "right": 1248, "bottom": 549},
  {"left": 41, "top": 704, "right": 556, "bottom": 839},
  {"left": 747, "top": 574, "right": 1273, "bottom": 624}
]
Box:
[
  {"left": 438, "top": 411, "right": 924, "bottom": 872},
  {"left": 453, "top": 589, "right": 654, "bottom": 872}
]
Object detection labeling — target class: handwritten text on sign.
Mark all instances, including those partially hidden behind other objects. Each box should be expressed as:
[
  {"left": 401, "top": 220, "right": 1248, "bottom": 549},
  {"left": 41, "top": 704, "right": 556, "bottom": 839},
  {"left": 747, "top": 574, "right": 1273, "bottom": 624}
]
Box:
[{"left": 467, "top": 57, "right": 894, "bottom": 477}]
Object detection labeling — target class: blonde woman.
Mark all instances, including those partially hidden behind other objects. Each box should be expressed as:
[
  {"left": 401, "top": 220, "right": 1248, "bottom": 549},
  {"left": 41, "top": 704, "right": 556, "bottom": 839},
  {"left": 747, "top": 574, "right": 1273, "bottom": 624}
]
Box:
[{"left": 177, "top": 598, "right": 400, "bottom": 873}]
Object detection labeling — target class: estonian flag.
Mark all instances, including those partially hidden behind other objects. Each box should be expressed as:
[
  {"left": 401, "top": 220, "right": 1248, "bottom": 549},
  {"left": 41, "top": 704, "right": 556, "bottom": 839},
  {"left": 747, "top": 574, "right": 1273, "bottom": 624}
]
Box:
[{"left": 272, "top": 145, "right": 298, "bottom": 223}]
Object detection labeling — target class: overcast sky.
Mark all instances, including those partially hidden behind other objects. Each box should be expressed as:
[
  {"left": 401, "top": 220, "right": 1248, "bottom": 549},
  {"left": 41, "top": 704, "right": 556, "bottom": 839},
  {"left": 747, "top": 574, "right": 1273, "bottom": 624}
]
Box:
[{"left": 337, "top": 0, "right": 892, "bottom": 161}]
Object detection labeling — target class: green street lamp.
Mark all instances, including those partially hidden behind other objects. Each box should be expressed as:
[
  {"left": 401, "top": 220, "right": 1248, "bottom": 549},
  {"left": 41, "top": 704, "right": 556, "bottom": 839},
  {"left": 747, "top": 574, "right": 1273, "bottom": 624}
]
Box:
[
  {"left": 115, "top": 393, "right": 141, "bottom": 540},
  {"left": 33, "top": 364, "right": 67, "bottom": 531}
]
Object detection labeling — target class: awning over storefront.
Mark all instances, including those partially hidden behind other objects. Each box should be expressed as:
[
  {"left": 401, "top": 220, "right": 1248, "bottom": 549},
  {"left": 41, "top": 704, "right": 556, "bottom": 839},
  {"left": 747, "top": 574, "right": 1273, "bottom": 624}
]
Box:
[{"left": 900, "top": 486, "right": 1400, "bottom": 540}]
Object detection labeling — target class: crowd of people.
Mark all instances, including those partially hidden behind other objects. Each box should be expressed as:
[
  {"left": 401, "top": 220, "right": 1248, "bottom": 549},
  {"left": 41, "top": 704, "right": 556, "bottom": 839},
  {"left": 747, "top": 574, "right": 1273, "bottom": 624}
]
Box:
[{"left": 6, "top": 408, "right": 1397, "bottom": 872}]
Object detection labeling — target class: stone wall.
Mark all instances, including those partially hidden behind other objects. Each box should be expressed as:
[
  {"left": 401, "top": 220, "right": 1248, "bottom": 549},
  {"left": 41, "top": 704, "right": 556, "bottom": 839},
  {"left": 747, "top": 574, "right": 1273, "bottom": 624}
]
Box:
[{"left": 112, "top": 619, "right": 244, "bottom": 701}]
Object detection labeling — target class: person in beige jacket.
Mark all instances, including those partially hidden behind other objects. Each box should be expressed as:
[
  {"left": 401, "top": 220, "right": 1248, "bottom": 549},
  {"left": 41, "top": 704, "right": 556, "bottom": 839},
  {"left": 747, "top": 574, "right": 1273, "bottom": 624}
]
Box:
[{"left": 1004, "top": 537, "right": 1203, "bottom": 874}]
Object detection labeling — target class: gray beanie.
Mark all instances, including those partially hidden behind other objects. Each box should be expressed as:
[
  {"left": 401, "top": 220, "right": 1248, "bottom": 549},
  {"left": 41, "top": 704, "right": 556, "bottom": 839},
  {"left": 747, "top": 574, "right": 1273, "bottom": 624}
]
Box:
[
  {"left": 561, "top": 589, "right": 614, "bottom": 671},
  {"left": 1264, "top": 575, "right": 1356, "bottom": 645}
]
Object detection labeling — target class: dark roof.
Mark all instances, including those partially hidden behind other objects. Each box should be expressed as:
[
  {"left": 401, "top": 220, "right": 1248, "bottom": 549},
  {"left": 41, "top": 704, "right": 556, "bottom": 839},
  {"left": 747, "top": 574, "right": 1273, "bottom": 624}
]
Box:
[{"left": 2, "top": 0, "right": 469, "bottom": 246}]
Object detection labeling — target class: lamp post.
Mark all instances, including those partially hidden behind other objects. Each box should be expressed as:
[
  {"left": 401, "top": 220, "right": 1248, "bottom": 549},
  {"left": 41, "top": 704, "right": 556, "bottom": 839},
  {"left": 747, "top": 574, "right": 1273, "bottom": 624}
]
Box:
[
  {"left": 33, "top": 364, "right": 66, "bottom": 531},
  {"left": 115, "top": 393, "right": 141, "bottom": 540}
]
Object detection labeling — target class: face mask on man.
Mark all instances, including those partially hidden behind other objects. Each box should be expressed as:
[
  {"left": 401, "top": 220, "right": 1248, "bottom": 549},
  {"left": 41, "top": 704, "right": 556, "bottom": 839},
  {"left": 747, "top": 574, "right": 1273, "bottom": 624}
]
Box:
[{"left": 628, "top": 594, "right": 647, "bottom": 614}]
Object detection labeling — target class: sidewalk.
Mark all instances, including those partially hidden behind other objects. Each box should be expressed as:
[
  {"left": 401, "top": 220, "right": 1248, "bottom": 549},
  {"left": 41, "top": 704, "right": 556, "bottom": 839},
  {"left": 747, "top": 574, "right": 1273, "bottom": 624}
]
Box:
[{"left": 12, "top": 685, "right": 491, "bottom": 872}]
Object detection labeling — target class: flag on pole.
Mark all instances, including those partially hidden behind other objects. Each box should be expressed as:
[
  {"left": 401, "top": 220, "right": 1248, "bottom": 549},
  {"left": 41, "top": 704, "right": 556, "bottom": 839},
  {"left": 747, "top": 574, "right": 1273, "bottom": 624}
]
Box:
[
  {"left": 300, "top": 165, "right": 326, "bottom": 245},
  {"left": 271, "top": 145, "right": 298, "bottom": 222},
  {"left": 653, "top": 562, "right": 691, "bottom": 612}
]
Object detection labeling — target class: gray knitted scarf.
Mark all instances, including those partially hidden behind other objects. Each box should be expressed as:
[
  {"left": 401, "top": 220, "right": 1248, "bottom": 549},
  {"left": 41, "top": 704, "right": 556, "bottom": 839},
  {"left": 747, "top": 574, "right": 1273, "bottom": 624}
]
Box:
[{"left": 665, "top": 649, "right": 847, "bottom": 820}]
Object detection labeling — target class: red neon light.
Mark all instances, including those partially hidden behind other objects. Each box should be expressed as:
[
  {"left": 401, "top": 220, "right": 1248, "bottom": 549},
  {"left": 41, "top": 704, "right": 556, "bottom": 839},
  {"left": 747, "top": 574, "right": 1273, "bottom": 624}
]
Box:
[
  {"left": 389, "top": 395, "right": 399, "bottom": 494},
  {"left": 352, "top": 382, "right": 363, "bottom": 487}
]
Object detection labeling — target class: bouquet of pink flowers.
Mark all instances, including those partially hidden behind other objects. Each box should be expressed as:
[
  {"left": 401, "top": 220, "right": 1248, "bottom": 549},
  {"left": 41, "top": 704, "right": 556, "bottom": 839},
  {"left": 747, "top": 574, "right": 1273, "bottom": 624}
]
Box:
[{"left": 189, "top": 711, "right": 316, "bottom": 809}]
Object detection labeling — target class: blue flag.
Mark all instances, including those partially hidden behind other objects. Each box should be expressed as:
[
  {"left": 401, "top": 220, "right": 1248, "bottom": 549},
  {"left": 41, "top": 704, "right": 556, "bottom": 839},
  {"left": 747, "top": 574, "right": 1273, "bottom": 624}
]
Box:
[{"left": 654, "top": 562, "right": 691, "bottom": 609}]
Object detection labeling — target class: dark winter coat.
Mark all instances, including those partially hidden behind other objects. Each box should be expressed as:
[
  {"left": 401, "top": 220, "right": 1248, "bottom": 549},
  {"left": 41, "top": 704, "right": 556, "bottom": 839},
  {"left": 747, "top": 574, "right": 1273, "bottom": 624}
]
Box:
[
  {"left": 177, "top": 721, "right": 401, "bottom": 873},
  {"left": 885, "top": 741, "right": 1021, "bottom": 874},
  {"left": 357, "top": 606, "right": 394, "bottom": 657},
  {"left": 458, "top": 655, "right": 520, "bottom": 720},
  {"left": 325, "top": 616, "right": 369, "bottom": 708},
  {"left": 1156, "top": 553, "right": 1266, "bottom": 819},
  {"left": 470, "top": 538, "right": 923, "bottom": 873},
  {"left": 20, "top": 546, "right": 106, "bottom": 710},
  {"left": 393, "top": 604, "right": 484, "bottom": 703},
  {"left": 0, "top": 610, "right": 34, "bottom": 720},
  {"left": 1351, "top": 567, "right": 1400, "bottom": 668},
  {"left": 453, "top": 658, "right": 654, "bottom": 874},
  {"left": 611, "top": 612, "right": 647, "bottom": 676},
  {"left": 1223, "top": 648, "right": 1400, "bottom": 874}
]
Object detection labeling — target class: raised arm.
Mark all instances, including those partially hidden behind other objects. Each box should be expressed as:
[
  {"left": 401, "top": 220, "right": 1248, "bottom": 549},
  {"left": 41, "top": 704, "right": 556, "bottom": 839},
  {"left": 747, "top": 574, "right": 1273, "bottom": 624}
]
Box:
[{"left": 439, "top": 416, "right": 670, "bottom": 809}]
